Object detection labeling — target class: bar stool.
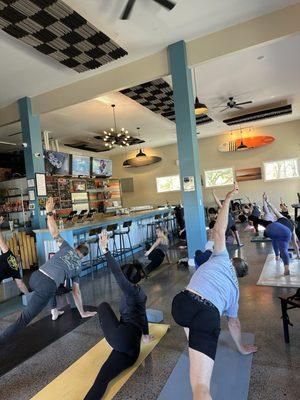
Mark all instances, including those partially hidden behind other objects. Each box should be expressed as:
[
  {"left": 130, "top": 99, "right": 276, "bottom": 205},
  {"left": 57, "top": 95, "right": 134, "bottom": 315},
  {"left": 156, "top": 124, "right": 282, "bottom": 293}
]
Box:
[
  {"left": 114, "top": 220, "right": 134, "bottom": 263},
  {"left": 82, "top": 226, "right": 104, "bottom": 279},
  {"left": 106, "top": 223, "right": 119, "bottom": 259},
  {"left": 163, "top": 212, "right": 176, "bottom": 243},
  {"left": 146, "top": 214, "right": 162, "bottom": 243}
]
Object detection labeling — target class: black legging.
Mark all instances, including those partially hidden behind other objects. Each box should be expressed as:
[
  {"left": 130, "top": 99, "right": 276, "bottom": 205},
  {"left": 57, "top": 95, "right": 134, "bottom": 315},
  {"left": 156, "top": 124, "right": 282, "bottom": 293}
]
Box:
[
  {"left": 146, "top": 248, "right": 165, "bottom": 273},
  {"left": 84, "top": 302, "right": 142, "bottom": 400}
]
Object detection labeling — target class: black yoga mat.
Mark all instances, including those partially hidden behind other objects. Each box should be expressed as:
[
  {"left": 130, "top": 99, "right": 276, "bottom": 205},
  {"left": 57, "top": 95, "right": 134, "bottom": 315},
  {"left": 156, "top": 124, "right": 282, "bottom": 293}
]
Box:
[{"left": 0, "top": 305, "right": 97, "bottom": 378}]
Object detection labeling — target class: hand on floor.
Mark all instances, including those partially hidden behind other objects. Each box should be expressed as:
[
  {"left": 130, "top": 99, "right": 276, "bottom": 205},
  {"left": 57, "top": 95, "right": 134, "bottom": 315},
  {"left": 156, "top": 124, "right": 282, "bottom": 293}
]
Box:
[
  {"left": 239, "top": 344, "right": 258, "bottom": 355},
  {"left": 142, "top": 334, "right": 155, "bottom": 344},
  {"left": 81, "top": 311, "right": 97, "bottom": 318}
]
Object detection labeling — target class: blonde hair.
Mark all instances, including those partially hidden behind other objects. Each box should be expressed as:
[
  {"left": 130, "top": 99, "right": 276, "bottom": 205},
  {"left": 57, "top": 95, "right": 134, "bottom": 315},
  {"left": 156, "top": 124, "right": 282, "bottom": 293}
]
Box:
[{"left": 156, "top": 226, "right": 169, "bottom": 245}]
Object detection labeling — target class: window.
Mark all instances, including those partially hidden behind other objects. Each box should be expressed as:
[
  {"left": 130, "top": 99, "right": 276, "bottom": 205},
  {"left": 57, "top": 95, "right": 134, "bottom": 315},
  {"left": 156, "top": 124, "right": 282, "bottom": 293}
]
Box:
[
  {"left": 156, "top": 175, "right": 180, "bottom": 193},
  {"left": 204, "top": 167, "right": 234, "bottom": 188},
  {"left": 264, "top": 158, "right": 299, "bottom": 181}
]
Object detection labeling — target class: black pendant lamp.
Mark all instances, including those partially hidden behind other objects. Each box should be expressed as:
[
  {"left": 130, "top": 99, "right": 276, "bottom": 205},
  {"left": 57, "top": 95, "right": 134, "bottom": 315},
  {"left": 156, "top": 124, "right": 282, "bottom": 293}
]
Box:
[
  {"left": 122, "top": 127, "right": 162, "bottom": 168},
  {"left": 236, "top": 126, "right": 248, "bottom": 150},
  {"left": 193, "top": 69, "right": 208, "bottom": 115}
]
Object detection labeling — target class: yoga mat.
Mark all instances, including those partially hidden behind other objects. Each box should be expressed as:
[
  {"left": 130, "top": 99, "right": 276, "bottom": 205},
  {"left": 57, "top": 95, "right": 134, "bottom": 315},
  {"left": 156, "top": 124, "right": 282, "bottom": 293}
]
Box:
[
  {"left": 257, "top": 254, "right": 300, "bottom": 287},
  {"left": 158, "top": 331, "right": 254, "bottom": 400},
  {"left": 31, "top": 323, "right": 169, "bottom": 400},
  {"left": 0, "top": 305, "right": 97, "bottom": 377}
]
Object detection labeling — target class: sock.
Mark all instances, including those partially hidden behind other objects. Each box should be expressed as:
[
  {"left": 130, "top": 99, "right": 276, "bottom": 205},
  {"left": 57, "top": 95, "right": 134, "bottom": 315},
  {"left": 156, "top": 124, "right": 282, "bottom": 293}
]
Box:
[{"left": 51, "top": 309, "right": 65, "bottom": 321}]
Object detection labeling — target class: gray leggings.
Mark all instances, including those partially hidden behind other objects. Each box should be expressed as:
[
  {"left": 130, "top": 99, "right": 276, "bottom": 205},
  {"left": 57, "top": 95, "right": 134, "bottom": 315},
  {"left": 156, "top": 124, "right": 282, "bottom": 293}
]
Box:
[{"left": 0, "top": 271, "right": 57, "bottom": 344}]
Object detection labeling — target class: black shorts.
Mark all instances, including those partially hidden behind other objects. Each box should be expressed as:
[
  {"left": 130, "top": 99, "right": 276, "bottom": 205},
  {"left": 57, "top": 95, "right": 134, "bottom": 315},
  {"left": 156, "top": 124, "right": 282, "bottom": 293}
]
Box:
[{"left": 172, "top": 291, "right": 221, "bottom": 360}]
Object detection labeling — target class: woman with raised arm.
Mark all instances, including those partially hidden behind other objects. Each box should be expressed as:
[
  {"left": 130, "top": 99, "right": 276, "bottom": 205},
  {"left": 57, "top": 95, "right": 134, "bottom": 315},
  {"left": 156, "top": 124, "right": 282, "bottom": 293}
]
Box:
[
  {"left": 172, "top": 183, "right": 257, "bottom": 400},
  {"left": 0, "top": 198, "right": 96, "bottom": 345},
  {"left": 256, "top": 193, "right": 300, "bottom": 275},
  {"left": 0, "top": 216, "right": 28, "bottom": 295},
  {"left": 84, "top": 231, "right": 151, "bottom": 400},
  {"left": 145, "top": 226, "right": 169, "bottom": 273}
]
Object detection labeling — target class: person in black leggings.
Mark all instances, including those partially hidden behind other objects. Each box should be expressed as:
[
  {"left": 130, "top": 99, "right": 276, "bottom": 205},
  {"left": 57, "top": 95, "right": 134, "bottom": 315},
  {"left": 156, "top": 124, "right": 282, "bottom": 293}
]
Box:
[{"left": 84, "top": 231, "right": 152, "bottom": 400}]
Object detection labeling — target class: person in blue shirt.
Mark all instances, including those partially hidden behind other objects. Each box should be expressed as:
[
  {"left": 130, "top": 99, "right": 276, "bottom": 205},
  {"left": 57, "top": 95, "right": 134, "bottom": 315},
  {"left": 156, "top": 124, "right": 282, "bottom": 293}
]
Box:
[{"left": 172, "top": 183, "right": 258, "bottom": 400}]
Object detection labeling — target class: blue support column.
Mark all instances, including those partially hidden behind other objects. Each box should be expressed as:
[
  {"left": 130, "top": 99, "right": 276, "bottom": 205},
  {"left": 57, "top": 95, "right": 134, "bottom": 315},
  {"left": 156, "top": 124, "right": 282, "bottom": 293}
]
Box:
[
  {"left": 18, "top": 97, "right": 46, "bottom": 229},
  {"left": 168, "top": 41, "right": 207, "bottom": 261}
]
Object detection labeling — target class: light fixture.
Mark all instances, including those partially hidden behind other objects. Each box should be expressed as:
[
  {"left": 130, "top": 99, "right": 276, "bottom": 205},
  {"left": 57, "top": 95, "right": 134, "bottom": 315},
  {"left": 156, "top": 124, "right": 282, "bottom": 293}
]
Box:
[
  {"left": 193, "top": 69, "right": 208, "bottom": 115},
  {"left": 237, "top": 126, "right": 248, "bottom": 150},
  {"left": 122, "top": 127, "right": 162, "bottom": 167}
]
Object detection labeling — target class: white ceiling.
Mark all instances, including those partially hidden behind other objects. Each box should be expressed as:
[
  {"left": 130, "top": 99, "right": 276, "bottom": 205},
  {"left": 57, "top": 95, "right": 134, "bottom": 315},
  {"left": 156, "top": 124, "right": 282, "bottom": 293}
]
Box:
[
  {"left": 1, "top": 32, "right": 300, "bottom": 155},
  {"left": 0, "top": 0, "right": 299, "bottom": 107}
]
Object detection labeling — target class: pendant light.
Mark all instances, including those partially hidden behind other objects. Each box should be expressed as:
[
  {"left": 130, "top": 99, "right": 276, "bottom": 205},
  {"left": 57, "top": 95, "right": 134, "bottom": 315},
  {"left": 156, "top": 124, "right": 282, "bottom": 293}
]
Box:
[
  {"left": 122, "top": 127, "right": 162, "bottom": 168},
  {"left": 237, "top": 126, "right": 248, "bottom": 150},
  {"left": 193, "top": 69, "right": 208, "bottom": 115}
]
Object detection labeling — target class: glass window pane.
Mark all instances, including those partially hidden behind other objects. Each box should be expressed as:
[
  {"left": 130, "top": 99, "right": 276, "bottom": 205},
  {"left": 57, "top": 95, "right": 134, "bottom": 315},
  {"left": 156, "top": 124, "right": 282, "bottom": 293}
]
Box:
[
  {"left": 156, "top": 175, "right": 180, "bottom": 192},
  {"left": 264, "top": 159, "right": 299, "bottom": 181},
  {"left": 204, "top": 168, "right": 234, "bottom": 187}
]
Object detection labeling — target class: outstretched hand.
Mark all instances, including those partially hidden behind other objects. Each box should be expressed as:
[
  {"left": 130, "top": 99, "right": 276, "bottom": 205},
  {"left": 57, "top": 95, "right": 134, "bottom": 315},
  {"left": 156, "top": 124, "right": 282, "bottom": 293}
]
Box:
[
  {"left": 0, "top": 216, "right": 4, "bottom": 225},
  {"left": 98, "top": 230, "right": 109, "bottom": 250},
  {"left": 263, "top": 192, "right": 268, "bottom": 202},
  {"left": 81, "top": 311, "right": 97, "bottom": 318},
  {"left": 46, "top": 197, "right": 55, "bottom": 213},
  {"left": 226, "top": 182, "right": 239, "bottom": 199}
]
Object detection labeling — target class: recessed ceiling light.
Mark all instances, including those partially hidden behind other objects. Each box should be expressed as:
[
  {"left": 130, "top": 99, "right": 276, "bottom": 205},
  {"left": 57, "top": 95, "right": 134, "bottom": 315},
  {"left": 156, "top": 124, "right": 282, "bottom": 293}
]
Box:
[{"left": 257, "top": 55, "right": 265, "bottom": 60}]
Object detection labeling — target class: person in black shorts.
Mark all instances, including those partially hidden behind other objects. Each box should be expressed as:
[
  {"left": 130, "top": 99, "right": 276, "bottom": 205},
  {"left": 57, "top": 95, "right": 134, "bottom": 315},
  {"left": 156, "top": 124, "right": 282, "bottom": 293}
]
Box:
[
  {"left": 0, "top": 216, "right": 28, "bottom": 295},
  {"left": 84, "top": 230, "right": 152, "bottom": 400}
]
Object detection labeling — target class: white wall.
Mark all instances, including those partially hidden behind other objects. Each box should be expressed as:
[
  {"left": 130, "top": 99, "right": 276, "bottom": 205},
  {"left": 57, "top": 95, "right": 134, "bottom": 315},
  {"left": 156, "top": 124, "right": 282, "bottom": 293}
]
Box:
[{"left": 111, "top": 119, "right": 300, "bottom": 209}]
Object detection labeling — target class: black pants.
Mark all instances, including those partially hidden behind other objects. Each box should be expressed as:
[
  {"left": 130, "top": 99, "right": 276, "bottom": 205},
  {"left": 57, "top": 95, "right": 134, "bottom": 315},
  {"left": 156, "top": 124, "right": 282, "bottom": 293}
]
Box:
[
  {"left": 0, "top": 271, "right": 57, "bottom": 344},
  {"left": 84, "top": 302, "right": 142, "bottom": 400},
  {"left": 146, "top": 248, "right": 165, "bottom": 273},
  {"left": 172, "top": 291, "right": 220, "bottom": 360},
  {"left": 248, "top": 215, "right": 259, "bottom": 232}
]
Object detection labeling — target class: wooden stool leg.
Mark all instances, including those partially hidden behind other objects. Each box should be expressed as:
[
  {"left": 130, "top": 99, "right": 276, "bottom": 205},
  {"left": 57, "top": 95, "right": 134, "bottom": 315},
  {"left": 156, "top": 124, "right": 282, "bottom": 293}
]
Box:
[{"left": 281, "top": 299, "right": 290, "bottom": 343}]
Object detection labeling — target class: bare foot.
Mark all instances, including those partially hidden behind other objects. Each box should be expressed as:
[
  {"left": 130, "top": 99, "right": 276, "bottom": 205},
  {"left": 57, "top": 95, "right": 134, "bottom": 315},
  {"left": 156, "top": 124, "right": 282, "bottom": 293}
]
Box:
[{"left": 284, "top": 269, "right": 290, "bottom": 276}]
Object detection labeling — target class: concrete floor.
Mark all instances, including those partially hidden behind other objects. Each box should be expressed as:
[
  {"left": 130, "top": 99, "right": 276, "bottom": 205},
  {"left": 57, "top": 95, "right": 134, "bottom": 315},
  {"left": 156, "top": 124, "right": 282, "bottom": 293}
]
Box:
[{"left": 0, "top": 230, "right": 299, "bottom": 400}]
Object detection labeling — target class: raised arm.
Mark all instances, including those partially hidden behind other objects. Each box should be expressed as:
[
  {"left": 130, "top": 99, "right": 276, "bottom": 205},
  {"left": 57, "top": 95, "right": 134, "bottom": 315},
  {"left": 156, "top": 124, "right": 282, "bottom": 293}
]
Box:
[
  {"left": 214, "top": 183, "right": 238, "bottom": 253},
  {"left": 212, "top": 190, "right": 222, "bottom": 209},
  {"left": 264, "top": 193, "right": 284, "bottom": 219},
  {"left": 45, "top": 197, "right": 59, "bottom": 239},
  {"left": 0, "top": 217, "right": 9, "bottom": 253},
  {"left": 99, "top": 231, "right": 136, "bottom": 295}
]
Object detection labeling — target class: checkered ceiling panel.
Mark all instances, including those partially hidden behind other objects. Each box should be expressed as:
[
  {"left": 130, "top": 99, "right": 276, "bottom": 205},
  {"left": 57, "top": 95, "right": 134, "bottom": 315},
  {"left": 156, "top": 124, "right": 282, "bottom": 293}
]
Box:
[
  {"left": 121, "top": 78, "right": 213, "bottom": 125},
  {"left": 0, "top": 0, "right": 127, "bottom": 72}
]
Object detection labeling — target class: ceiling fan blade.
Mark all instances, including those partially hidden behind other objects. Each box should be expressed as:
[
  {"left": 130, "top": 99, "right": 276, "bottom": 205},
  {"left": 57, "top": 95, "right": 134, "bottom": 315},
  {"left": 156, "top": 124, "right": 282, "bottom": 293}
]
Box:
[
  {"left": 120, "top": 0, "right": 136, "bottom": 19},
  {"left": 235, "top": 101, "right": 252, "bottom": 106},
  {"left": 220, "top": 107, "right": 229, "bottom": 112},
  {"left": 0, "top": 141, "right": 17, "bottom": 146},
  {"left": 234, "top": 106, "right": 244, "bottom": 110},
  {"left": 8, "top": 131, "right": 22, "bottom": 137},
  {"left": 153, "top": 0, "right": 176, "bottom": 10}
]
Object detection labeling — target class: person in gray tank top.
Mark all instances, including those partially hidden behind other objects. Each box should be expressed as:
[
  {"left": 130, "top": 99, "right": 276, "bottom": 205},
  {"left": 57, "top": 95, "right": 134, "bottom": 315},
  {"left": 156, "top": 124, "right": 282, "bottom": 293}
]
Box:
[
  {"left": 0, "top": 198, "right": 96, "bottom": 345},
  {"left": 172, "top": 183, "right": 258, "bottom": 400}
]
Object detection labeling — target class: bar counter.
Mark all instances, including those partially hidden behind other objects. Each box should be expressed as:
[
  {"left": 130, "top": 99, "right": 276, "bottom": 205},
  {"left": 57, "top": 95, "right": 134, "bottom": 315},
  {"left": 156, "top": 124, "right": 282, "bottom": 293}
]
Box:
[{"left": 34, "top": 208, "right": 170, "bottom": 268}]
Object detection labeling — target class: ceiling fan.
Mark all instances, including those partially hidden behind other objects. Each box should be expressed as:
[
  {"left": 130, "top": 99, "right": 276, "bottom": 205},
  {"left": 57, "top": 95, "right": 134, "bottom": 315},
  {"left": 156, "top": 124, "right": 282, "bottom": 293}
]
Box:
[
  {"left": 216, "top": 96, "right": 253, "bottom": 112},
  {"left": 120, "top": 0, "right": 176, "bottom": 20}
]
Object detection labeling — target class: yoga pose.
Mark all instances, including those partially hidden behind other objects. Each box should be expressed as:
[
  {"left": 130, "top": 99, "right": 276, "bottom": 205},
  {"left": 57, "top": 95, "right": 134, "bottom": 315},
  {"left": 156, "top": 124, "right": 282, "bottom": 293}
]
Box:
[
  {"left": 257, "top": 193, "right": 300, "bottom": 275},
  {"left": 212, "top": 190, "right": 243, "bottom": 246},
  {"left": 84, "top": 231, "right": 151, "bottom": 400},
  {"left": 244, "top": 197, "right": 261, "bottom": 235},
  {"left": 145, "top": 227, "right": 169, "bottom": 273},
  {"left": 0, "top": 198, "right": 96, "bottom": 345},
  {"left": 0, "top": 216, "right": 28, "bottom": 295},
  {"left": 172, "top": 183, "right": 257, "bottom": 400}
]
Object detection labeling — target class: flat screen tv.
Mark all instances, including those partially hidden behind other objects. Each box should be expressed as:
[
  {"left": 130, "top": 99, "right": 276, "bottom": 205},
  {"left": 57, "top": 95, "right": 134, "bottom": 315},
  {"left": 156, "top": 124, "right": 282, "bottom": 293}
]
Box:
[
  {"left": 45, "top": 150, "right": 70, "bottom": 175},
  {"left": 72, "top": 155, "right": 90, "bottom": 177},
  {"left": 92, "top": 158, "right": 112, "bottom": 177}
]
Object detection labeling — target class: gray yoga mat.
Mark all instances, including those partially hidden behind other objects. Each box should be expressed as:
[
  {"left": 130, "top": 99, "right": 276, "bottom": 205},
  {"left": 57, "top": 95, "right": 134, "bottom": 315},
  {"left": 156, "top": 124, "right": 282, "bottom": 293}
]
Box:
[
  {"left": 158, "top": 331, "right": 255, "bottom": 400},
  {"left": 251, "top": 236, "right": 271, "bottom": 243}
]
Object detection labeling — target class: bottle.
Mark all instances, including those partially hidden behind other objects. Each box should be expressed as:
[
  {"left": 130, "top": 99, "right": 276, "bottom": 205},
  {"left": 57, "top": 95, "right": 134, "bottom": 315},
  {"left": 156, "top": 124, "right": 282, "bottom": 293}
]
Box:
[{"left": 58, "top": 218, "right": 64, "bottom": 230}]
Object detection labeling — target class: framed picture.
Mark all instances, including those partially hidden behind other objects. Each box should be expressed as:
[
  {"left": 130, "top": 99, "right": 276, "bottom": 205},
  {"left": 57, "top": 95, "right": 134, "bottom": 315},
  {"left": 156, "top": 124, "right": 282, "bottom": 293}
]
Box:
[
  {"left": 236, "top": 167, "right": 262, "bottom": 182},
  {"left": 35, "top": 173, "right": 47, "bottom": 196},
  {"left": 72, "top": 180, "right": 87, "bottom": 192}
]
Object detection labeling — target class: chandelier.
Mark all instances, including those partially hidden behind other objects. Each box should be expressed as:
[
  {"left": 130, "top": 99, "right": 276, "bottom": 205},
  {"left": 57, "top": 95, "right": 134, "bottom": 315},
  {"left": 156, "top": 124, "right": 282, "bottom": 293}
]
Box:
[{"left": 102, "top": 104, "right": 131, "bottom": 149}]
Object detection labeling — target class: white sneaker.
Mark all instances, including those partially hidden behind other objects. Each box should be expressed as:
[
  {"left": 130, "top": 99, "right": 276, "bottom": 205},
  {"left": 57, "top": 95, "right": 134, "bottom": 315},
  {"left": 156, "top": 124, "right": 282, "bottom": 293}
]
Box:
[{"left": 51, "top": 309, "right": 65, "bottom": 321}]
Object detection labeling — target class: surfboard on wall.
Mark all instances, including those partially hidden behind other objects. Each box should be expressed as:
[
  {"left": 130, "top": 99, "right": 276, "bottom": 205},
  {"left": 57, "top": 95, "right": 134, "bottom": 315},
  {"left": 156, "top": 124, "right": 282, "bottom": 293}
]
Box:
[{"left": 218, "top": 135, "right": 275, "bottom": 152}]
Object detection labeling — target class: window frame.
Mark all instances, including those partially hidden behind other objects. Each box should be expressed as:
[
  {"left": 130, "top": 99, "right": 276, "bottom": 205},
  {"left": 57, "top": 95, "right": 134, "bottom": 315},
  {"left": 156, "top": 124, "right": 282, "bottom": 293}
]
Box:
[
  {"left": 156, "top": 174, "right": 181, "bottom": 193},
  {"left": 204, "top": 166, "right": 235, "bottom": 188},
  {"left": 263, "top": 158, "right": 299, "bottom": 182}
]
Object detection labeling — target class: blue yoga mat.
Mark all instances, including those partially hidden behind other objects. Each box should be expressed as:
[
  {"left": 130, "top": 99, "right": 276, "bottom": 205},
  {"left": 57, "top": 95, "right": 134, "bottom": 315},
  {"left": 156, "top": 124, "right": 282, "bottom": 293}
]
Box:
[{"left": 158, "top": 331, "right": 255, "bottom": 400}]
